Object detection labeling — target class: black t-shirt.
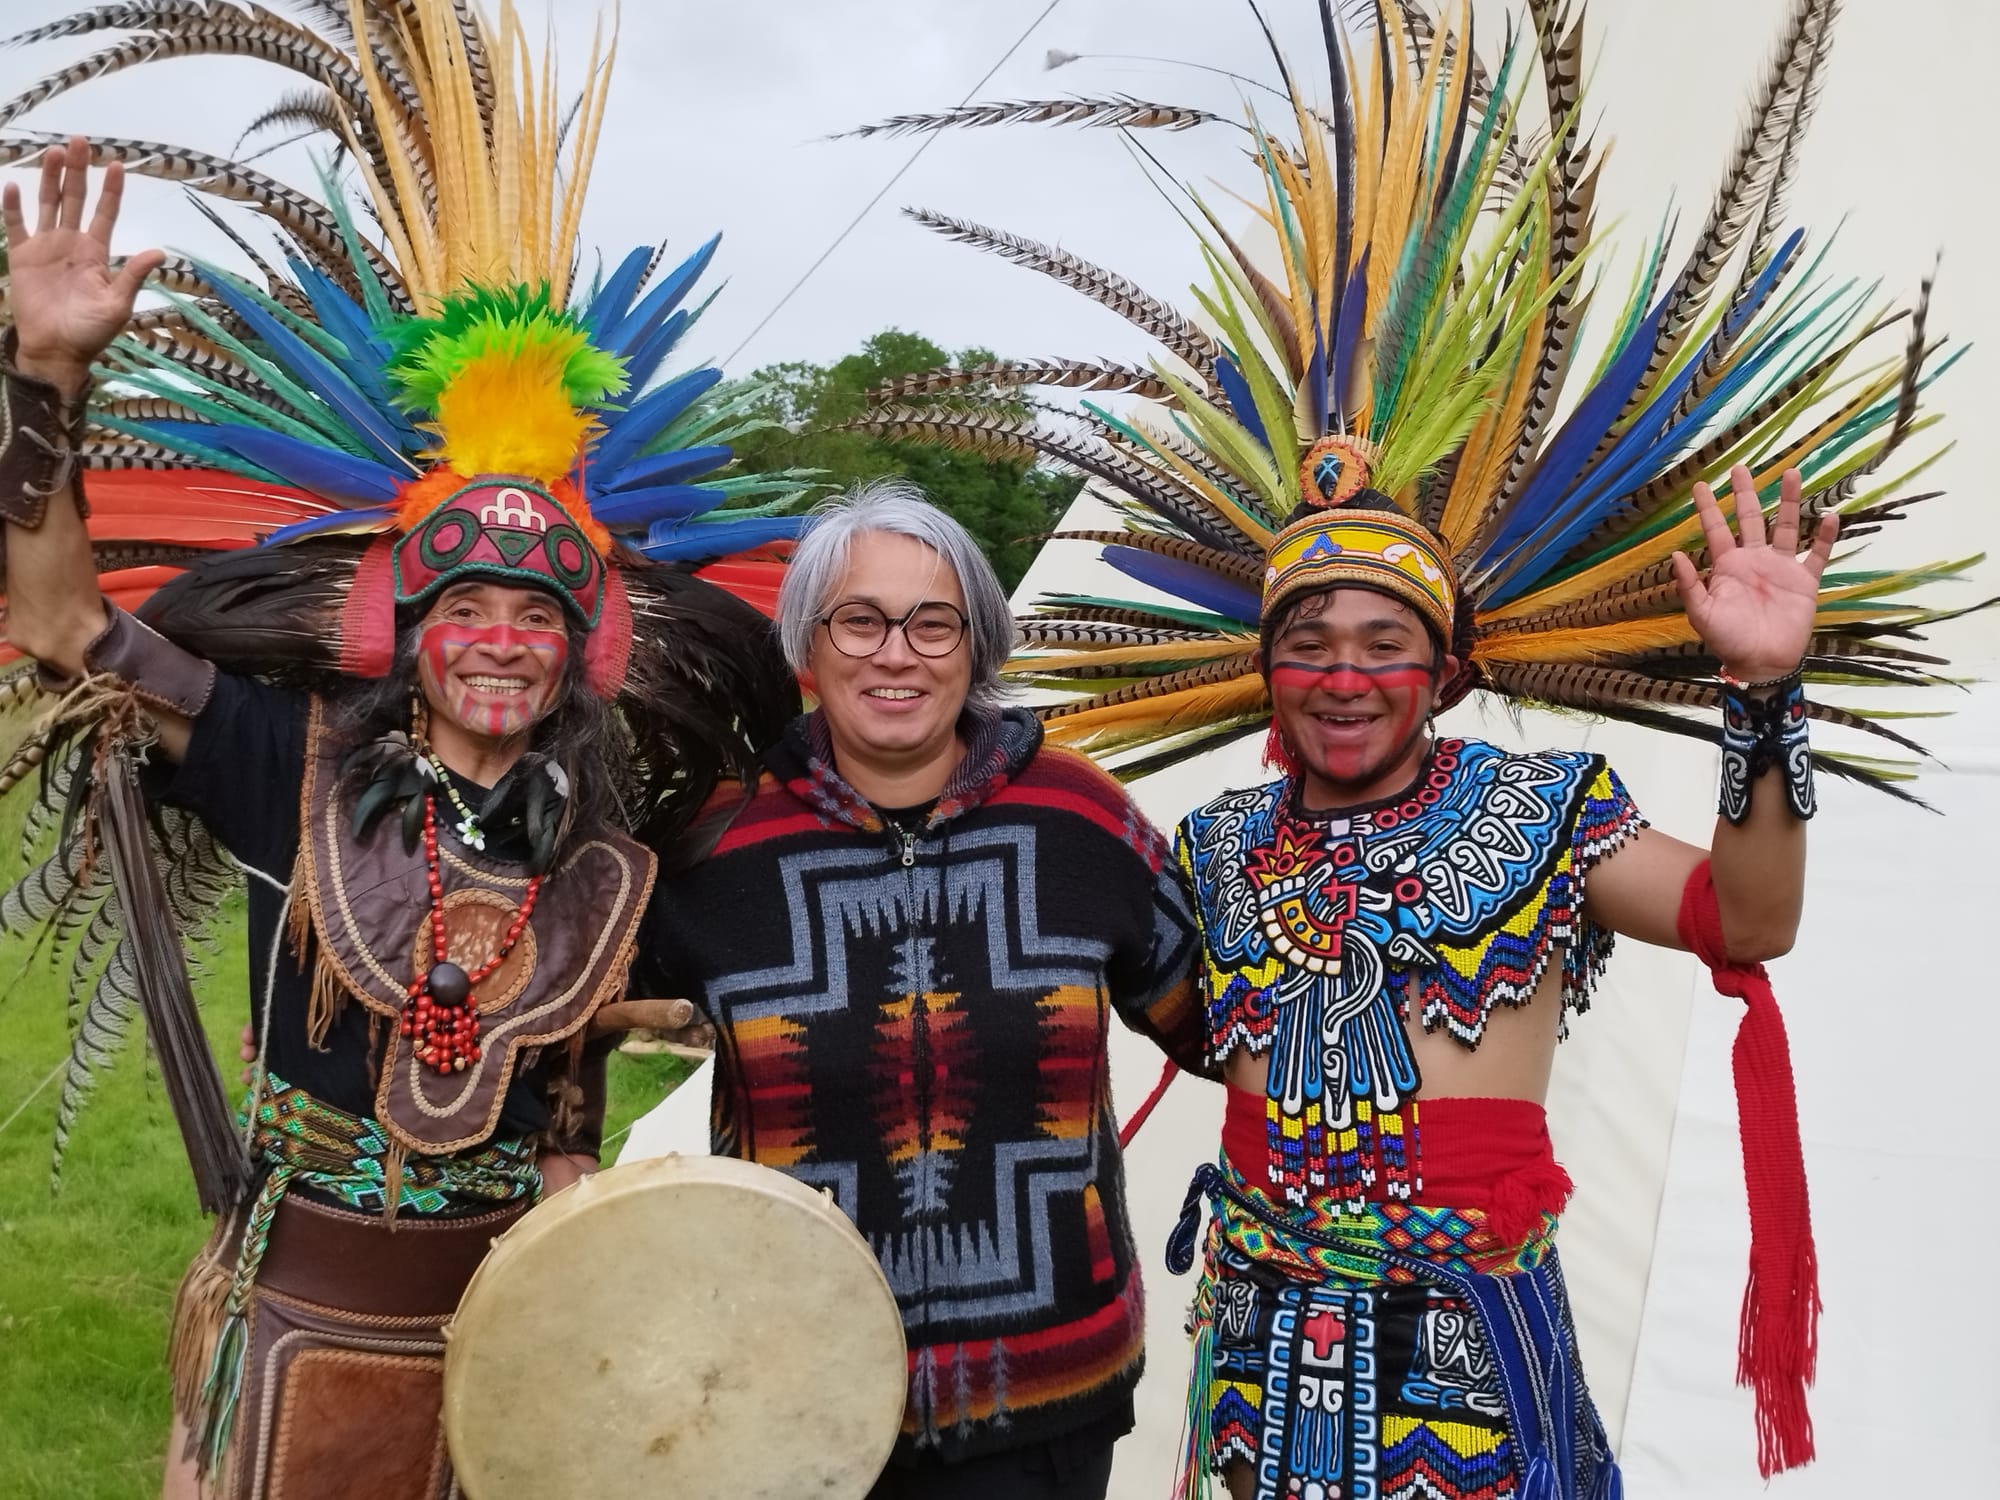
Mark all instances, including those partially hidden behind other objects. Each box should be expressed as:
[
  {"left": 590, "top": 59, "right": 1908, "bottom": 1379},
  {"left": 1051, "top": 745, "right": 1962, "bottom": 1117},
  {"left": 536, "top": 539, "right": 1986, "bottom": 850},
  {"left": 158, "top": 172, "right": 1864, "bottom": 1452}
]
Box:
[{"left": 157, "top": 672, "right": 598, "bottom": 1151}]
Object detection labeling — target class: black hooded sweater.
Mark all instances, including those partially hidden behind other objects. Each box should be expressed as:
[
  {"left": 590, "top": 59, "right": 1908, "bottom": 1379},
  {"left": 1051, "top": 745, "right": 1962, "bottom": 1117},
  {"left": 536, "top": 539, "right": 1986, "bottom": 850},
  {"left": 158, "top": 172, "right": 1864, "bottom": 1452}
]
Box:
[{"left": 641, "top": 707, "right": 1208, "bottom": 1464}]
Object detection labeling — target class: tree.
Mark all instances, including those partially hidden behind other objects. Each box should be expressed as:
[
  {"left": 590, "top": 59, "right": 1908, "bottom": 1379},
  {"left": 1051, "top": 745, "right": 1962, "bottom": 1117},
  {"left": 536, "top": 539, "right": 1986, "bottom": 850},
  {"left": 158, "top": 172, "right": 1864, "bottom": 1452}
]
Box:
[{"left": 732, "top": 330, "right": 1081, "bottom": 593}]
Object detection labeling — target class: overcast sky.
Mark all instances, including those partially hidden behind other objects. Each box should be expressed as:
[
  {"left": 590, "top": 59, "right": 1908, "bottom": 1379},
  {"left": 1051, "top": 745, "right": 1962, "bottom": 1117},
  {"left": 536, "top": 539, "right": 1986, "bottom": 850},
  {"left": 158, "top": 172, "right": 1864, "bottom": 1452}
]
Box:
[
  {"left": 2, "top": 0, "right": 1992, "bottom": 644},
  {"left": 0, "top": 1, "right": 1984, "bottom": 370}
]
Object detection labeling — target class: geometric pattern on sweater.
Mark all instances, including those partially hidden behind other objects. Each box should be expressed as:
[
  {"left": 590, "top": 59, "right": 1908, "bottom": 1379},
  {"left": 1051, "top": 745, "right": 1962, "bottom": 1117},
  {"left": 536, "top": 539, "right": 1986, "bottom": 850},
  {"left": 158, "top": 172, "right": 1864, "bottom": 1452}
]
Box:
[
  {"left": 1177, "top": 739, "right": 1642, "bottom": 1209},
  {"left": 707, "top": 825, "right": 1119, "bottom": 1322},
  {"left": 644, "top": 707, "right": 1207, "bottom": 1461}
]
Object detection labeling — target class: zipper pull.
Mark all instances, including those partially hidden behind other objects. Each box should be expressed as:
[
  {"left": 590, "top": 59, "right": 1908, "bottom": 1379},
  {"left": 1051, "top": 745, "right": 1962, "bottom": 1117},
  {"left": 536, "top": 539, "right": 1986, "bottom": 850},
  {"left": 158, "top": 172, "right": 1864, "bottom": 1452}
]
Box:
[{"left": 900, "top": 829, "right": 916, "bottom": 868}]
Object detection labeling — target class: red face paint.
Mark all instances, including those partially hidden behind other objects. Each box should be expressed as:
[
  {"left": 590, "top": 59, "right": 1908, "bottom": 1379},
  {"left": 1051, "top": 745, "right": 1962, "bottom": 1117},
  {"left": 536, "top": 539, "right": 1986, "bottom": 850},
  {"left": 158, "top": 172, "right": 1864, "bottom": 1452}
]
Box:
[
  {"left": 1269, "top": 656, "right": 1435, "bottom": 802},
  {"left": 417, "top": 617, "right": 569, "bottom": 743}
]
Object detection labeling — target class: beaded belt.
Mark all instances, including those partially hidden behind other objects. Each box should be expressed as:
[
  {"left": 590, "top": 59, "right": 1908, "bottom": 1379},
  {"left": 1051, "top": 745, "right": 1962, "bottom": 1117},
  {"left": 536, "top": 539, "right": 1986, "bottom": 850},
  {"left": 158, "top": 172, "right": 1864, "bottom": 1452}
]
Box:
[{"left": 192, "top": 1075, "right": 539, "bottom": 1474}]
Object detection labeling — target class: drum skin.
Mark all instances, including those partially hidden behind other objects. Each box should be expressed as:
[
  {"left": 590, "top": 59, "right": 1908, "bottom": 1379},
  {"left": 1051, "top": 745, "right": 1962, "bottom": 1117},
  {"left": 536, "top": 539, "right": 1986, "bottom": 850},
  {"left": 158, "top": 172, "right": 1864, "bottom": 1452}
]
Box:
[{"left": 443, "top": 1153, "right": 906, "bottom": 1498}]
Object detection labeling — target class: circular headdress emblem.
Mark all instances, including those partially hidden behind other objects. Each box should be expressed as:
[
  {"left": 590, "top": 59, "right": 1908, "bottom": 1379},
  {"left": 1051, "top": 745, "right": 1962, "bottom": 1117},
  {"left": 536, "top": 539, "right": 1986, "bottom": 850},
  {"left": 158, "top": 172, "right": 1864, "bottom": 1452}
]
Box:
[
  {"left": 1300, "top": 435, "right": 1380, "bottom": 510},
  {"left": 419, "top": 507, "right": 482, "bottom": 571},
  {"left": 543, "top": 522, "right": 595, "bottom": 592}
]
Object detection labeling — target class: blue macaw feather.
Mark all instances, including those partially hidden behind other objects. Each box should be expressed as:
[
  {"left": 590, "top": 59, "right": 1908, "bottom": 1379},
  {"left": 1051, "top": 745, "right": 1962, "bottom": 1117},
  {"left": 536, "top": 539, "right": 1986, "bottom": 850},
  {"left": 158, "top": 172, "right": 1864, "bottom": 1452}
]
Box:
[
  {"left": 314, "top": 162, "right": 399, "bottom": 328},
  {"left": 90, "top": 412, "right": 288, "bottom": 485},
  {"left": 614, "top": 308, "right": 693, "bottom": 400},
  {"left": 581, "top": 246, "right": 655, "bottom": 339},
  {"left": 283, "top": 258, "right": 407, "bottom": 417},
  {"left": 1483, "top": 291, "right": 1671, "bottom": 557},
  {"left": 200, "top": 273, "right": 415, "bottom": 469},
  {"left": 1484, "top": 290, "right": 1824, "bottom": 599},
  {"left": 146, "top": 421, "right": 404, "bottom": 504},
  {"left": 1102, "top": 547, "right": 1260, "bottom": 624},
  {"left": 589, "top": 483, "right": 731, "bottom": 529},
  {"left": 591, "top": 367, "right": 723, "bottom": 475},
  {"left": 1210, "top": 355, "right": 1270, "bottom": 450},
  {"left": 1719, "top": 229, "right": 1806, "bottom": 344},
  {"left": 600, "top": 445, "right": 734, "bottom": 493},
  {"left": 605, "top": 235, "right": 720, "bottom": 357},
  {"left": 261, "top": 505, "right": 393, "bottom": 545},
  {"left": 1302, "top": 313, "right": 1329, "bottom": 435},
  {"left": 1331, "top": 249, "right": 1371, "bottom": 417},
  {"left": 640, "top": 513, "right": 804, "bottom": 563}
]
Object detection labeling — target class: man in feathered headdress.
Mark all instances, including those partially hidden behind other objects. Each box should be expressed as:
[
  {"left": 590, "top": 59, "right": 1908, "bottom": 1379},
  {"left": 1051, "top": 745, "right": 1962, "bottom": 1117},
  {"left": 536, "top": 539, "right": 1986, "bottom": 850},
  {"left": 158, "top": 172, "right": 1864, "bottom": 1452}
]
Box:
[
  {"left": 0, "top": 15, "right": 796, "bottom": 1489},
  {"left": 1165, "top": 450, "right": 1828, "bottom": 1500}
]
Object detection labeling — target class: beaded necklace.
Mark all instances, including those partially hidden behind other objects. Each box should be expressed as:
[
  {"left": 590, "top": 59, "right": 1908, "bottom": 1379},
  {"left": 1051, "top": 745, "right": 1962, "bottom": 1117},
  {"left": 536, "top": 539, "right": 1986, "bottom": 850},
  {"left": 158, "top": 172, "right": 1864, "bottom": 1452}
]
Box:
[
  {"left": 425, "top": 751, "right": 488, "bottom": 850},
  {"left": 398, "top": 792, "right": 544, "bottom": 1075}
]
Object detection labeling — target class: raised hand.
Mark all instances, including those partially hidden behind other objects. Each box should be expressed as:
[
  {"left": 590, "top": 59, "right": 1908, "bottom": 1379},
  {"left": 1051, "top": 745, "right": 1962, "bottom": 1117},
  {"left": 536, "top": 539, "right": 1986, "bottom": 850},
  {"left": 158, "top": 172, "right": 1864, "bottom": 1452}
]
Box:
[
  {"left": 2, "top": 135, "right": 164, "bottom": 397},
  {"left": 1671, "top": 463, "right": 1836, "bottom": 684}
]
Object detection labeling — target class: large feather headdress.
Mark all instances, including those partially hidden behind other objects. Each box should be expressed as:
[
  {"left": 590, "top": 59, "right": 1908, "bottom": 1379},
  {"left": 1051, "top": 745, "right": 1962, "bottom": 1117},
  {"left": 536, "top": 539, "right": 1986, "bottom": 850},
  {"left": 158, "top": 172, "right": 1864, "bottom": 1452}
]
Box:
[
  {"left": 0, "top": 0, "right": 811, "bottom": 632},
  {"left": 850, "top": 0, "right": 1985, "bottom": 796},
  {"left": 0, "top": 0, "right": 805, "bottom": 1186}
]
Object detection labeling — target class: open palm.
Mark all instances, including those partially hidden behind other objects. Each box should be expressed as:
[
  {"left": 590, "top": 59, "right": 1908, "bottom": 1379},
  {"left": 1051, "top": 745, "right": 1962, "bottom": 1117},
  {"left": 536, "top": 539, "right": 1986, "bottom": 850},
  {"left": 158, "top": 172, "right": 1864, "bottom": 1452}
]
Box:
[
  {"left": 1671, "top": 464, "right": 1836, "bottom": 683},
  {"left": 2, "top": 136, "right": 162, "bottom": 381}
]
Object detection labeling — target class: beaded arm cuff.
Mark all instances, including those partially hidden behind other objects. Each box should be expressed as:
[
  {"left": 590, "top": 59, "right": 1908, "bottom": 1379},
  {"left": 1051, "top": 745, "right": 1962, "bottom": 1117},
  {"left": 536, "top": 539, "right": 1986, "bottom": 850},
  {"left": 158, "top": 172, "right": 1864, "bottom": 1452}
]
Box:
[
  {"left": 1719, "top": 675, "right": 1814, "bottom": 824},
  {"left": 0, "top": 330, "right": 92, "bottom": 532}
]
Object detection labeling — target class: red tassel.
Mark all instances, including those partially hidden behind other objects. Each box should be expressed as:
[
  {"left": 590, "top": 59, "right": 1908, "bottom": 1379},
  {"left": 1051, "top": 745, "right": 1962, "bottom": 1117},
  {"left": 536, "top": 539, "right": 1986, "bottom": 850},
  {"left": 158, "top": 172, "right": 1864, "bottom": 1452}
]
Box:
[
  {"left": 1677, "top": 861, "right": 1820, "bottom": 1476},
  {"left": 1484, "top": 1158, "right": 1575, "bottom": 1248},
  {"left": 1262, "top": 723, "right": 1298, "bottom": 775}
]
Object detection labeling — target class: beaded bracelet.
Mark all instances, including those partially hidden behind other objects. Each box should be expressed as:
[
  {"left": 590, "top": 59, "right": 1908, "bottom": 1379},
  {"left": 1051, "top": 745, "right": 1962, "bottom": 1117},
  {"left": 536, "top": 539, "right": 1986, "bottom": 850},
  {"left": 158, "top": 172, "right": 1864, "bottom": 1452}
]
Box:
[{"left": 1718, "top": 672, "right": 1814, "bottom": 824}]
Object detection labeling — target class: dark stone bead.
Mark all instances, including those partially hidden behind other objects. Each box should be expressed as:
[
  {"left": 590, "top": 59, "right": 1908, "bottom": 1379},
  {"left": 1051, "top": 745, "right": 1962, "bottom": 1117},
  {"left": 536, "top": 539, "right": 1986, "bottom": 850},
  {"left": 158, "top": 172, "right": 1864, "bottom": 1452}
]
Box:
[{"left": 426, "top": 960, "right": 471, "bottom": 1007}]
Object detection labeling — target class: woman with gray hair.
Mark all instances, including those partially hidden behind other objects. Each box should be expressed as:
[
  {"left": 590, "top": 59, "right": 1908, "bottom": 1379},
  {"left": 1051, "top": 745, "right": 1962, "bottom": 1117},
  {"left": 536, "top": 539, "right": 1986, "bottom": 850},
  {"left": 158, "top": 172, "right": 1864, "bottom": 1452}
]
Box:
[{"left": 640, "top": 480, "right": 1212, "bottom": 1498}]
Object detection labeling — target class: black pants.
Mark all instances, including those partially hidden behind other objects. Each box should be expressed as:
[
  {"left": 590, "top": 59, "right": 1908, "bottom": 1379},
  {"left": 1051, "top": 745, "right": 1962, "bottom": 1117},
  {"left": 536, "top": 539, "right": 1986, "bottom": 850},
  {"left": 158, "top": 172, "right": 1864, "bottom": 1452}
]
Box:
[{"left": 866, "top": 1435, "right": 1117, "bottom": 1500}]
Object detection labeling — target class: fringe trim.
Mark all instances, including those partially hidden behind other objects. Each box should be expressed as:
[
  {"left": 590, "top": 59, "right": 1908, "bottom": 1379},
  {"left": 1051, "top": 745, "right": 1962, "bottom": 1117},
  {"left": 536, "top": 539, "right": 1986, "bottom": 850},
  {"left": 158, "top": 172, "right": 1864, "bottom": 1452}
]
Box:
[
  {"left": 1173, "top": 1290, "right": 1218, "bottom": 1500},
  {"left": 381, "top": 1139, "right": 406, "bottom": 1228},
  {"left": 544, "top": 1032, "right": 588, "bottom": 1148},
  {"left": 305, "top": 950, "right": 348, "bottom": 1050},
  {"left": 284, "top": 844, "right": 314, "bottom": 965},
  {"left": 286, "top": 843, "right": 359, "bottom": 1051},
  {"left": 166, "top": 1212, "right": 239, "bottom": 1424}
]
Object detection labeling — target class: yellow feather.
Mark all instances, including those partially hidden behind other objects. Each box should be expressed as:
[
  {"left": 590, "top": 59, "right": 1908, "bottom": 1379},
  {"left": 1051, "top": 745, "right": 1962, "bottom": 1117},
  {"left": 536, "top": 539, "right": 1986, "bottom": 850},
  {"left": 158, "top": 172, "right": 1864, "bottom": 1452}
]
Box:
[
  {"left": 430, "top": 344, "right": 596, "bottom": 483},
  {"left": 550, "top": 18, "right": 616, "bottom": 306},
  {"left": 344, "top": 0, "right": 441, "bottom": 297},
  {"left": 1347, "top": 21, "right": 1383, "bottom": 286},
  {"left": 491, "top": 4, "right": 524, "bottom": 280},
  {"left": 1042, "top": 671, "right": 1269, "bottom": 746},
  {"left": 1472, "top": 614, "right": 1699, "bottom": 663}
]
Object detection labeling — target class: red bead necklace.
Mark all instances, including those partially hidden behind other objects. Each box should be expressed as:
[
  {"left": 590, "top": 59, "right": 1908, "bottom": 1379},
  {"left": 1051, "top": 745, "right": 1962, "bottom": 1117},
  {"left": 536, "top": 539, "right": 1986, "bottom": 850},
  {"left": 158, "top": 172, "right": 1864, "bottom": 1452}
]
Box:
[{"left": 399, "top": 793, "right": 543, "bottom": 1075}]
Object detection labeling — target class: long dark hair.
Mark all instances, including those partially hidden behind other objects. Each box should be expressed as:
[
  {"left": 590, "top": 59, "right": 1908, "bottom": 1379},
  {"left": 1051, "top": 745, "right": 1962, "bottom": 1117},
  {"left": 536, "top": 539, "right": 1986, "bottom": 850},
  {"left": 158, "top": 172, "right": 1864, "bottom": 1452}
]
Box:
[{"left": 327, "top": 611, "right": 629, "bottom": 844}]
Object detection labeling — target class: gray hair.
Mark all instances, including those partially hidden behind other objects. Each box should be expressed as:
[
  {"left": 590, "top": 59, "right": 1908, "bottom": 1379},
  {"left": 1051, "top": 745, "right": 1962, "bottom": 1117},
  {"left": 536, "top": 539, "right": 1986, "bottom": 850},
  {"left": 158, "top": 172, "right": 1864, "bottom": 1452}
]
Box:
[{"left": 776, "top": 478, "right": 1019, "bottom": 714}]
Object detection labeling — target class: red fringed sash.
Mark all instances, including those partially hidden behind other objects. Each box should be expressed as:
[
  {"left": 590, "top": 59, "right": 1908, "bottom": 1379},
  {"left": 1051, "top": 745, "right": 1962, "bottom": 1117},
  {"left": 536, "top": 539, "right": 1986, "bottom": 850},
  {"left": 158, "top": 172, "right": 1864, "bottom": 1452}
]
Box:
[{"left": 1676, "top": 859, "right": 1820, "bottom": 1476}]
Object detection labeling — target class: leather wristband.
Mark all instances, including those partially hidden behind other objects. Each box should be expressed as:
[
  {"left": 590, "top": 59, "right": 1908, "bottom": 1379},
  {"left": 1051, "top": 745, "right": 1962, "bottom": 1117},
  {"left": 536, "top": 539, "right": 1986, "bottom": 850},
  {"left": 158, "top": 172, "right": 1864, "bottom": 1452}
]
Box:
[
  {"left": 0, "top": 327, "right": 93, "bottom": 530},
  {"left": 81, "top": 606, "right": 218, "bottom": 719},
  {"left": 1719, "top": 673, "right": 1814, "bottom": 824}
]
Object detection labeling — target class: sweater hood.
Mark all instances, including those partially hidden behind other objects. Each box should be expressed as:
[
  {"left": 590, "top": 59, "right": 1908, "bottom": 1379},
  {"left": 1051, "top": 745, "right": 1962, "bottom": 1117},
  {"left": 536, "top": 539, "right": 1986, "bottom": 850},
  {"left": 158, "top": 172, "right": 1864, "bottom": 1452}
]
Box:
[{"left": 766, "top": 704, "right": 1043, "bottom": 834}]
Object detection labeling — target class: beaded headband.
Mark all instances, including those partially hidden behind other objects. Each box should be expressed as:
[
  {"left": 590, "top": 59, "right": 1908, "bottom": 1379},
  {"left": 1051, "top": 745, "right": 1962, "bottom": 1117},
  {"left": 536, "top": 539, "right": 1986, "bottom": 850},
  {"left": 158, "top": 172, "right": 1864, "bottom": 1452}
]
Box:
[{"left": 1262, "top": 505, "right": 1457, "bottom": 645}]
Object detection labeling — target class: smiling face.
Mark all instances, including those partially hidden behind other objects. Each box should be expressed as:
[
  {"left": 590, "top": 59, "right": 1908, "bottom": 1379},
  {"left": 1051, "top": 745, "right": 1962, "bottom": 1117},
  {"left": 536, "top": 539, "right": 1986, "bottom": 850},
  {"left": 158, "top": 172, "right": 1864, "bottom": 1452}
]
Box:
[
  {"left": 1265, "top": 586, "right": 1455, "bottom": 809},
  {"left": 415, "top": 581, "right": 571, "bottom": 761},
  {"left": 807, "top": 530, "right": 972, "bottom": 787}
]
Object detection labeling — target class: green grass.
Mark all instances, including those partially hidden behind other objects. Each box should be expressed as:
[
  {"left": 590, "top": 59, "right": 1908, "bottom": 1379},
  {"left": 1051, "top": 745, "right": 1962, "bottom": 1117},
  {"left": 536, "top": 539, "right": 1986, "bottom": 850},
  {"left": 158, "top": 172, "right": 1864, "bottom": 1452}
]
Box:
[{"left": 0, "top": 872, "right": 693, "bottom": 1497}]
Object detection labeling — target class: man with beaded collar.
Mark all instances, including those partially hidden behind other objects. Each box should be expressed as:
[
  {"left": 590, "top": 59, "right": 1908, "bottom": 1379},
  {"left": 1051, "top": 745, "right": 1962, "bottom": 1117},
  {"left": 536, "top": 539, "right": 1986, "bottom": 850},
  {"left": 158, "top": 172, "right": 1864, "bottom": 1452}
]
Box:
[
  {"left": 1166, "top": 435, "right": 1830, "bottom": 1500},
  {"left": 0, "top": 131, "right": 793, "bottom": 1500}
]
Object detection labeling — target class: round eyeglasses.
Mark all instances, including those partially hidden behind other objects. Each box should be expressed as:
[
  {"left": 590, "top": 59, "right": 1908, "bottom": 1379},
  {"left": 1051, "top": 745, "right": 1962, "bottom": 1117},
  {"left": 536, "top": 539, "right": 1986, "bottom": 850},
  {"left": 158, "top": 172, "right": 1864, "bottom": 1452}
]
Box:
[{"left": 819, "top": 601, "right": 969, "bottom": 659}]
